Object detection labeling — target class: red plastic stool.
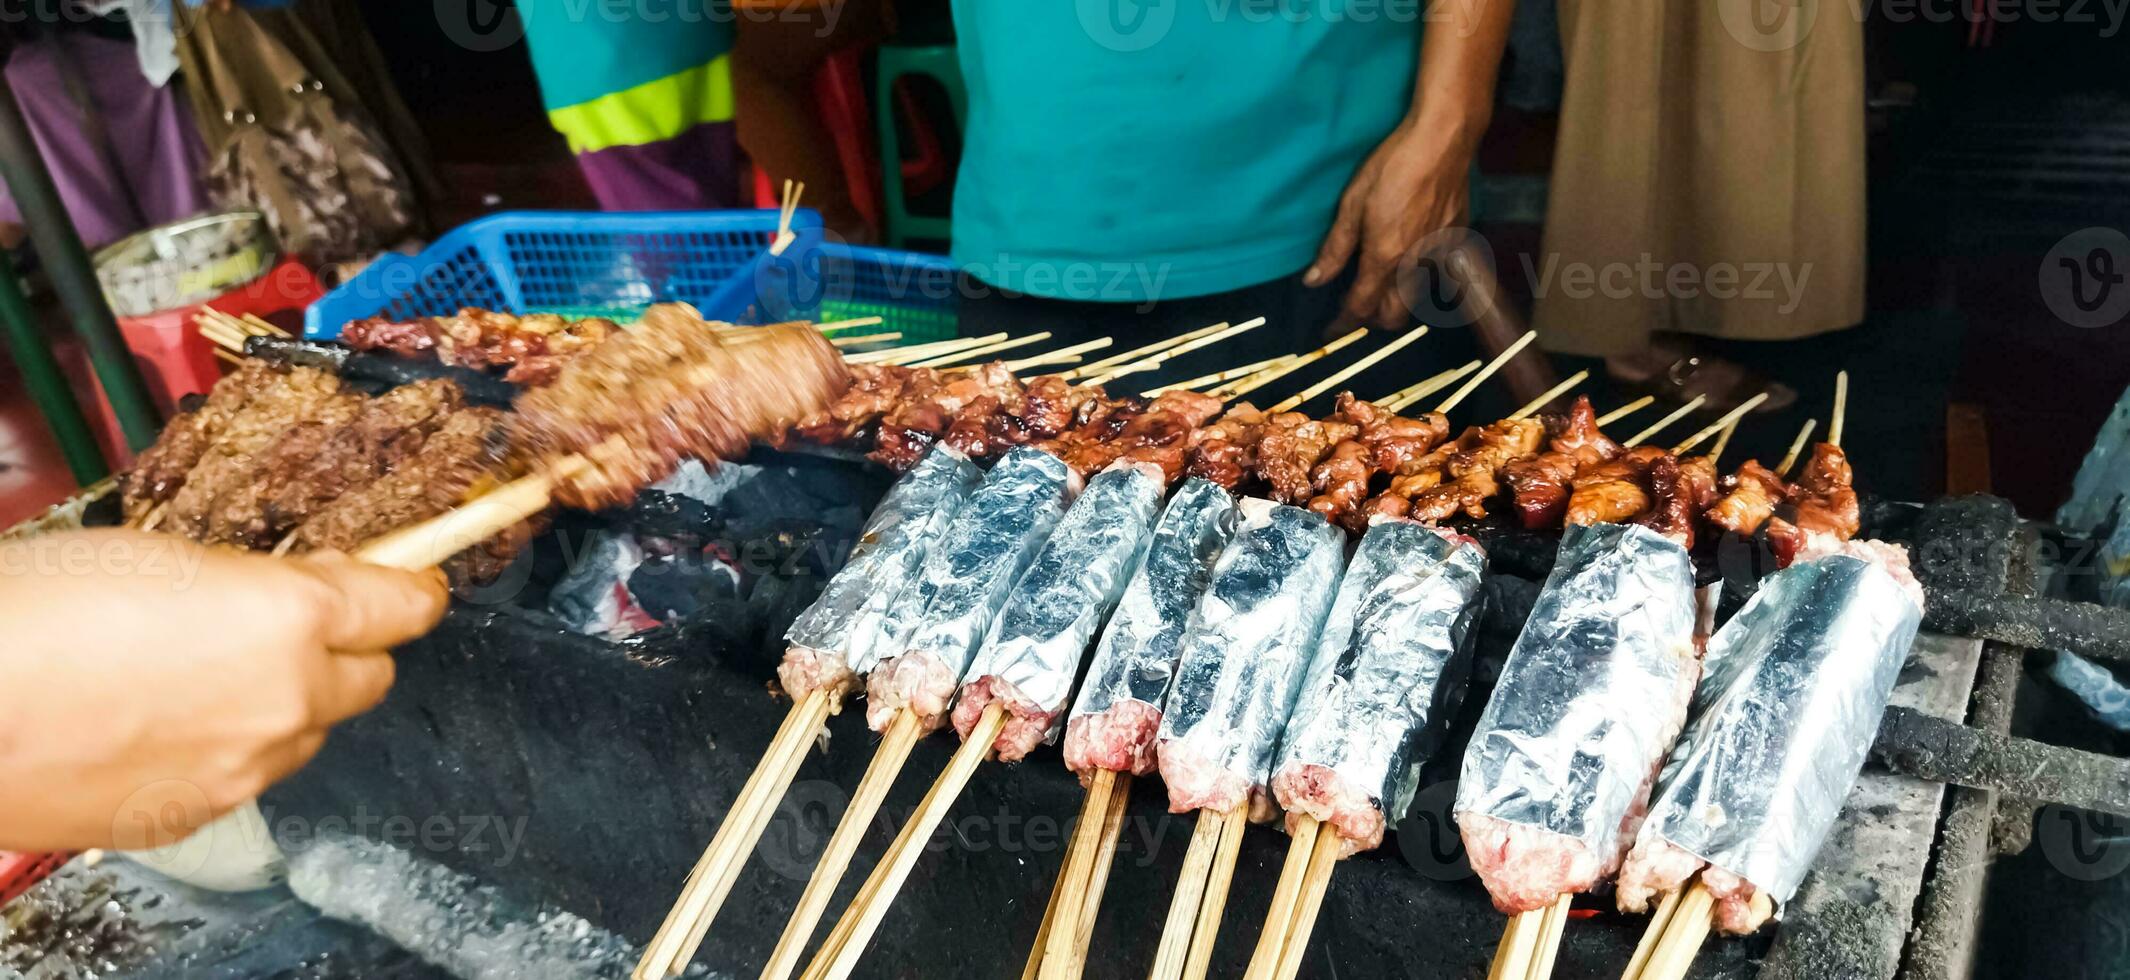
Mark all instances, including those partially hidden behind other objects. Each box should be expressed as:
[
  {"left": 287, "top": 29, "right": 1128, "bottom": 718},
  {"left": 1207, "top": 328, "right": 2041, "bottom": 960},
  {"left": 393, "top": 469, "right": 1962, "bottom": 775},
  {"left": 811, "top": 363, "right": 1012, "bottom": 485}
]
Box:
[{"left": 751, "top": 45, "right": 886, "bottom": 241}]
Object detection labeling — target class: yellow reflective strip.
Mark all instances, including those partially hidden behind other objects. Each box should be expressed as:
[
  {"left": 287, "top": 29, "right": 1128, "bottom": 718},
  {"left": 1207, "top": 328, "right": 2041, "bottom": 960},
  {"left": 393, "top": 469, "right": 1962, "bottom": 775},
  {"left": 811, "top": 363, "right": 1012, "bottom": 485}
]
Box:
[{"left": 548, "top": 55, "right": 735, "bottom": 154}]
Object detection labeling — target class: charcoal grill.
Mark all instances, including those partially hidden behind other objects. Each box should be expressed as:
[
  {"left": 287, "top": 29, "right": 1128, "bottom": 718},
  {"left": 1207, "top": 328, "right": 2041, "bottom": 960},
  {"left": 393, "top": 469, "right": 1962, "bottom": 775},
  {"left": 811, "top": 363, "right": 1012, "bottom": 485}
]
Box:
[{"left": 4, "top": 460, "right": 2127, "bottom": 979}]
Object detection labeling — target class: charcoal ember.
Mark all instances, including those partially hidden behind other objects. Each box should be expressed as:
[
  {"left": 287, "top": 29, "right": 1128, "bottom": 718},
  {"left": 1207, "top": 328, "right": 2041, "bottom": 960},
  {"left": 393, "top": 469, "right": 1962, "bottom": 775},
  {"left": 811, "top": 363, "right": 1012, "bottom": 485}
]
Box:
[{"left": 628, "top": 550, "right": 744, "bottom": 625}]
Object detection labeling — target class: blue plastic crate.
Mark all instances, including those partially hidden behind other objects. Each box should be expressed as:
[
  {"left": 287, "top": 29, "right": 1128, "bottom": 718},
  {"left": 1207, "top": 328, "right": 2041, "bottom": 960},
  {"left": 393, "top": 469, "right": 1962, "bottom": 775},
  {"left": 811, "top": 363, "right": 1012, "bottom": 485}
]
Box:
[
  {"left": 305, "top": 209, "right": 817, "bottom": 337},
  {"left": 307, "top": 210, "right": 961, "bottom": 346},
  {"left": 707, "top": 228, "right": 960, "bottom": 343}
]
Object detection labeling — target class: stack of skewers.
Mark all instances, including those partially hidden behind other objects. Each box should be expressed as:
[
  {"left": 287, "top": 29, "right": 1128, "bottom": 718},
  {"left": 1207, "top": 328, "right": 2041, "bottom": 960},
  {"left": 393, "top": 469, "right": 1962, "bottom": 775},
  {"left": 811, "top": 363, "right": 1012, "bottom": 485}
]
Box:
[{"left": 162, "top": 304, "right": 1920, "bottom": 980}]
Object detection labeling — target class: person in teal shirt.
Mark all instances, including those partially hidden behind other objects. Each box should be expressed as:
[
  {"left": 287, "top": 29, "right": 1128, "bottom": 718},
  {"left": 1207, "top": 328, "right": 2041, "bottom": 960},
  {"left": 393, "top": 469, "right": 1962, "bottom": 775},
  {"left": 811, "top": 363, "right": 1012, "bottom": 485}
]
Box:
[{"left": 949, "top": 0, "right": 1514, "bottom": 358}]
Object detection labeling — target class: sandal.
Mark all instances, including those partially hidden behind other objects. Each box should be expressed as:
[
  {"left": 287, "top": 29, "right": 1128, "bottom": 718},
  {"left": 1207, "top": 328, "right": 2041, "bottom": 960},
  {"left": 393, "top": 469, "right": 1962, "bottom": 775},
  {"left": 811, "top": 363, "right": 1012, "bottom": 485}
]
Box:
[{"left": 1606, "top": 339, "right": 1797, "bottom": 416}]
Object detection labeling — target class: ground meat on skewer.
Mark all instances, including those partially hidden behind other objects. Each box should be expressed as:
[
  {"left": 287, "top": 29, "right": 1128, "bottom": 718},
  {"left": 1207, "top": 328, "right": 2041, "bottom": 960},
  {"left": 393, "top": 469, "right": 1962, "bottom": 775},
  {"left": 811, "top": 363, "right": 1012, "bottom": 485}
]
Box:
[
  {"left": 122, "top": 360, "right": 286, "bottom": 521},
  {"left": 1705, "top": 460, "right": 1786, "bottom": 537},
  {"left": 292, "top": 407, "right": 512, "bottom": 553},
  {"left": 164, "top": 366, "right": 347, "bottom": 538},
  {"left": 262, "top": 379, "right": 465, "bottom": 528},
  {"left": 201, "top": 392, "right": 368, "bottom": 546},
  {"left": 1185, "top": 403, "right": 1268, "bottom": 488},
  {"left": 518, "top": 319, "right": 848, "bottom": 508}
]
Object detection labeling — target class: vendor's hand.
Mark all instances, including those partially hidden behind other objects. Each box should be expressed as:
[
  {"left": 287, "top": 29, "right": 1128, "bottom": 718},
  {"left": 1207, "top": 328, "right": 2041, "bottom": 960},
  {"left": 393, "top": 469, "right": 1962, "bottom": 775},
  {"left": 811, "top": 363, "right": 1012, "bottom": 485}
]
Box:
[
  {"left": 1303, "top": 121, "right": 1476, "bottom": 333},
  {"left": 0, "top": 530, "right": 448, "bottom": 853}
]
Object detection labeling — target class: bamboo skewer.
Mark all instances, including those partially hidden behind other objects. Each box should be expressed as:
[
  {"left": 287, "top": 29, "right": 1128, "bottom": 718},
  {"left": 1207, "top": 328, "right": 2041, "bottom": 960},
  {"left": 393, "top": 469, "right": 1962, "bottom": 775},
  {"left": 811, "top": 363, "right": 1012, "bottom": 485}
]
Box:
[
  {"left": 907, "top": 332, "right": 1054, "bottom": 369},
  {"left": 1242, "top": 817, "right": 1320, "bottom": 980},
  {"left": 847, "top": 332, "right": 1007, "bottom": 365},
  {"left": 1380, "top": 360, "right": 1481, "bottom": 414},
  {"left": 1671, "top": 392, "right": 1771, "bottom": 455},
  {"left": 1707, "top": 416, "right": 1741, "bottom": 466},
  {"left": 1033, "top": 768, "right": 1121, "bottom": 980},
  {"left": 1022, "top": 844, "right": 1075, "bottom": 980},
  {"left": 771, "top": 180, "right": 806, "bottom": 256},
  {"left": 1005, "top": 337, "right": 1115, "bottom": 373},
  {"left": 1622, "top": 395, "right": 1709, "bottom": 448},
  {"left": 827, "top": 332, "right": 902, "bottom": 349},
  {"left": 1210, "top": 329, "right": 1369, "bottom": 402},
  {"left": 1065, "top": 775, "right": 1131, "bottom": 975},
  {"left": 1626, "top": 882, "right": 1715, "bottom": 980},
  {"left": 1778, "top": 419, "right": 1819, "bottom": 477},
  {"left": 1597, "top": 396, "right": 1657, "bottom": 428},
  {"left": 1144, "top": 354, "right": 1291, "bottom": 396},
  {"left": 1509, "top": 369, "right": 1590, "bottom": 421},
  {"left": 1829, "top": 370, "right": 1848, "bottom": 448},
  {"left": 1147, "top": 809, "right": 1229, "bottom": 980},
  {"left": 1436, "top": 330, "right": 1541, "bottom": 415},
  {"left": 633, "top": 687, "right": 834, "bottom": 978},
  {"left": 757, "top": 709, "right": 926, "bottom": 980},
  {"left": 1622, "top": 886, "right": 1683, "bottom": 979},
  {"left": 1079, "top": 317, "right": 1267, "bottom": 387},
  {"left": 1267, "top": 324, "right": 1430, "bottom": 413},
  {"left": 1527, "top": 895, "right": 1572, "bottom": 980},
  {"left": 1060, "top": 322, "right": 1228, "bottom": 381},
  {"left": 1181, "top": 807, "right": 1249, "bottom": 980},
  {"left": 800, "top": 706, "right": 1009, "bottom": 980},
  {"left": 1267, "top": 827, "right": 1342, "bottom": 980},
  {"left": 814, "top": 316, "right": 885, "bottom": 333},
  {"left": 1488, "top": 907, "right": 1543, "bottom": 980}
]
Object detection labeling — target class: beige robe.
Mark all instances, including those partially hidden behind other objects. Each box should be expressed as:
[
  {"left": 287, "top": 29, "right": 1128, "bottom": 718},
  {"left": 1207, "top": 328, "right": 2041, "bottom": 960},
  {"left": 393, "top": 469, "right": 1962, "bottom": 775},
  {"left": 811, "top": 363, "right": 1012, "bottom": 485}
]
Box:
[{"left": 1534, "top": 0, "right": 1866, "bottom": 357}]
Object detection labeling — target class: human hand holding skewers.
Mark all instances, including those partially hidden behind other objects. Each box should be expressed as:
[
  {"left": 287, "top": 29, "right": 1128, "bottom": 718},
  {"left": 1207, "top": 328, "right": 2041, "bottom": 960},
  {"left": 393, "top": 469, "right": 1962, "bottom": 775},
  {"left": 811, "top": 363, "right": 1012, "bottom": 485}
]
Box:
[{"left": 0, "top": 529, "right": 447, "bottom": 853}]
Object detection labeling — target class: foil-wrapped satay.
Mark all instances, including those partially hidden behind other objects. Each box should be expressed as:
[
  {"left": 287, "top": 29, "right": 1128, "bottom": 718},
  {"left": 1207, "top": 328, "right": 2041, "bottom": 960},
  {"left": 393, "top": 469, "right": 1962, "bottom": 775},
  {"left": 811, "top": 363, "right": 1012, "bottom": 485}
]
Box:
[
  {"left": 1617, "top": 540, "right": 1924, "bottom": 934},
  {"left": 1270, "top": 519, "right": 1487, "bottom": 855},
  {"left": 866, "top": 447, "right": 1080, "bottom": 732},
  {"left": 1157, "top": 499, "right": 1346, "bottom": 821},
  {"left": 1063, "top": 478, "right": 1241, "bottom": 780},
  {"left": 1454, "top": 521, "right": 1701, "bottom": 914},
  {"left": 779, "top": 446, "right": 985, "bottom": 704},
  {"left": 950, "top": 460, "right": 1167, "bottom": 761}
]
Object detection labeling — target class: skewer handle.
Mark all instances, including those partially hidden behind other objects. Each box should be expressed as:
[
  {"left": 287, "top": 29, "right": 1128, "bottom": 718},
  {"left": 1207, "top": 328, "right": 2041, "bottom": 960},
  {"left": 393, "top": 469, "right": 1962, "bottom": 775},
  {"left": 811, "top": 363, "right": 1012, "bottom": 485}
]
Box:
[
  {"left": 1147, "top": 810, "right": 1228, "bottom": 980},
  {"left": 1036, "top": 769, "right": 1119, "bottom": 980},
  {"left": 352, "top": 465, "right": 570, "bottom": 571},
  {"left": 1268, "top": 828, "right": 1342, "bottom": 980},
  {"left": 1242, "top": 818, "right": 1321, "bottom": 980},
  {"left": 1181, "top": 807, "right": 1248, "bottom": 980}
]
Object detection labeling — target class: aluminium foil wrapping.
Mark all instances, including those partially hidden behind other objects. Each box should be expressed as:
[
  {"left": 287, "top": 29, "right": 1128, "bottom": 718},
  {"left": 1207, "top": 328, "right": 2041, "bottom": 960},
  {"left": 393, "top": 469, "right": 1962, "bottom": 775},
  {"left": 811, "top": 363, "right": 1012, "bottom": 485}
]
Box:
[
  {"left": 1067, "top": 478, "right": 1242, "bottom": 726},
  {"left": 785, "top": 446, "right": 984, "bottom": 676},
  {"left": 1158, "top": 498, "right": 1347, "bottom": 809},
  {"left": 889, "top": 446, "right": 1080, "bottom": 684},
  {"left": 1454, "top": 521, "right": 1699, "bottom": 865},
  {"left": 1273, "top": 519, "right": 1488, "bottom": 828},
  {"left": 1639, "top": 550, "right": 1924, "bottom": 906},
  {"left": 961, "top": 460, "right": 1168, "bottom": 737}
]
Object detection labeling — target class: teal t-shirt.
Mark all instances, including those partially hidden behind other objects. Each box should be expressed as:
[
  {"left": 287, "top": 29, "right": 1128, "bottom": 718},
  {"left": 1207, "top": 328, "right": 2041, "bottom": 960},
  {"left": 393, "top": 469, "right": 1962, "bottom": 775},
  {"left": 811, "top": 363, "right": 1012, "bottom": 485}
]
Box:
[
  {"left": 950, "top": 0, "right": 1421, "bottom": 302},
  {"left": 517, "top": 0, "right": 734, "bottom": 111}
]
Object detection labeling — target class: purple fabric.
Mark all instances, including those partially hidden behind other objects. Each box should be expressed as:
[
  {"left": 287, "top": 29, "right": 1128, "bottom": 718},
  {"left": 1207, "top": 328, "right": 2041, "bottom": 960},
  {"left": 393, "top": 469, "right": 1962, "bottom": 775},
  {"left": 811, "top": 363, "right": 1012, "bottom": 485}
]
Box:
[
  {"left": 0, "top": 33, "right": 211, "bottom": 249},
  {"left": 572, "top": 120, "right": 739, "bottom": 212}
]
